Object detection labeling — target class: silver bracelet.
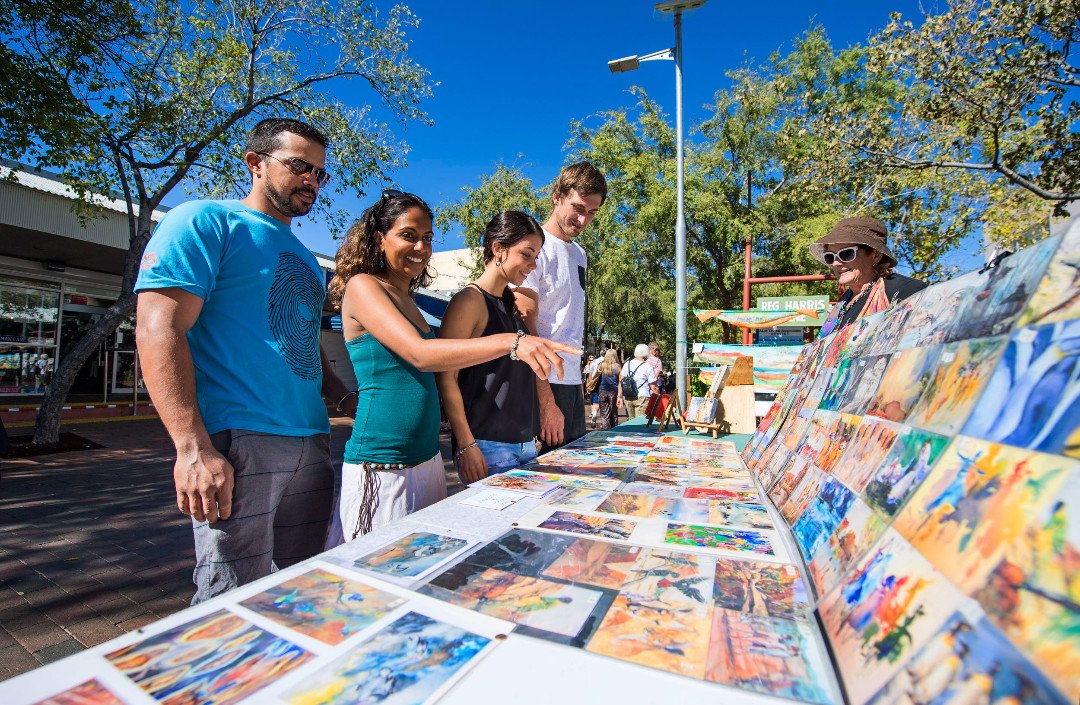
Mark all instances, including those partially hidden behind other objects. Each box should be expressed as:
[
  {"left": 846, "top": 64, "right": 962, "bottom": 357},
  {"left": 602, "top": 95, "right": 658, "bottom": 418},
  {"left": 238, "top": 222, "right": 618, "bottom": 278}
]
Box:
[
  {"left": 455, "top": 441, "right": 478, "bottom": 460},
  {"left": 335, "top": 390, "right": 358, "bottom": 412},
  {"left": 509, "top": 330, "right": 527, "bottom": 361}
]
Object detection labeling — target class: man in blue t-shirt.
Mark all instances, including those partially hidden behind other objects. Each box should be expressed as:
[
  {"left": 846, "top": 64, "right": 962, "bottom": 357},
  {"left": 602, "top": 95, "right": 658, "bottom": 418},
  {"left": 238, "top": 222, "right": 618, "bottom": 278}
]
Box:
[{"left": 135, "top": 118, "right": 355, "bottom": 603}]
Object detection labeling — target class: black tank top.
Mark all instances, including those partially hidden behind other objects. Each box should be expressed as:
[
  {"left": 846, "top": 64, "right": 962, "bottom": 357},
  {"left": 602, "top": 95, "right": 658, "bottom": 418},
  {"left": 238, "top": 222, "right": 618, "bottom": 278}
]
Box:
[{"left": 456, "top": 285, "right": 539, "bottom": 444}]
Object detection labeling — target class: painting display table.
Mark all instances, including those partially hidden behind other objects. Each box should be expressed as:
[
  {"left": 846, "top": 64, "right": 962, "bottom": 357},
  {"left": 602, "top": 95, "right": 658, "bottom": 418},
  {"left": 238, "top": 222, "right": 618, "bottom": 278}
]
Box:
[{"left": 5, "top": 220, "right": 1080, "bottom": 705}]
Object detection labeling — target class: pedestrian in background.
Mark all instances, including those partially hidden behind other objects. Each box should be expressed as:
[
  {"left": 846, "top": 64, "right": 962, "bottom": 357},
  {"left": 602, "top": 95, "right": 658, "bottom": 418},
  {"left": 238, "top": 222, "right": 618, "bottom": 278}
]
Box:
[{"left": 617, "top": 343, "right": 658, "bottom": 420}]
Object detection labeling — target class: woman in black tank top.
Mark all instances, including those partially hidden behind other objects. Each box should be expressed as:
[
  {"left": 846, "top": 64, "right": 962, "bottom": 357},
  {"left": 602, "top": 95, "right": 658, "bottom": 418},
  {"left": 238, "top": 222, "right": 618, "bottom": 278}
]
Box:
[{"left": 437, "top": 211, "right": 548, "bottom": 482}]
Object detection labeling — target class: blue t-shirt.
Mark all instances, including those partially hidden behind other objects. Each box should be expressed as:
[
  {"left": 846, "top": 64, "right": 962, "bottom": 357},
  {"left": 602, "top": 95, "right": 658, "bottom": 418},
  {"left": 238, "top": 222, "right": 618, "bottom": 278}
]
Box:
[{"left": 135, "top": 200, "right": 329, "bottom": 436}]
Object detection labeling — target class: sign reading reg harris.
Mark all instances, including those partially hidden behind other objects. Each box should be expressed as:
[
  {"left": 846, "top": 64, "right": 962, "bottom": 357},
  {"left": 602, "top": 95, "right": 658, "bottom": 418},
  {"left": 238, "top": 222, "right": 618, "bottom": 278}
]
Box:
[{"left": 757, "top": 295, "right": 828, "bottom": 327}]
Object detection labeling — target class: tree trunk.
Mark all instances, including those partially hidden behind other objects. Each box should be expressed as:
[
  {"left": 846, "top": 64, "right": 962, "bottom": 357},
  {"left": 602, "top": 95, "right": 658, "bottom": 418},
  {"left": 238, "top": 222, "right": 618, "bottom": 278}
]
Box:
[
  {"left": 32, "top": 292, "right": 137, "bottom": 444},
  {"left": 32, "top": 213, "right": 152, "bottom": 446}
]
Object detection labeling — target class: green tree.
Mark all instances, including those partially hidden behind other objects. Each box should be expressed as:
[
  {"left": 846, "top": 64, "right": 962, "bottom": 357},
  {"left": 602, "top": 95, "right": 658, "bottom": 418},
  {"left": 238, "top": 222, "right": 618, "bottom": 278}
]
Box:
[
  {"left": 434, "top": 164, "right": 548, "bottom": 278},
  {"left": 0, "top": 0, "right": 432, "bottom": 444},
  {"left": 856, "top": 0, "right": 1079, "bottom": 211}
]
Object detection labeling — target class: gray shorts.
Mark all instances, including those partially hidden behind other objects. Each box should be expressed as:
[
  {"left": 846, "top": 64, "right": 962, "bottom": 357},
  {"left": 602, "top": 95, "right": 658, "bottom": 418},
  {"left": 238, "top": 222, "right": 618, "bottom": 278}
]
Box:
[{"left": 191, "top": 430, "right": 333, "bottom": 604}]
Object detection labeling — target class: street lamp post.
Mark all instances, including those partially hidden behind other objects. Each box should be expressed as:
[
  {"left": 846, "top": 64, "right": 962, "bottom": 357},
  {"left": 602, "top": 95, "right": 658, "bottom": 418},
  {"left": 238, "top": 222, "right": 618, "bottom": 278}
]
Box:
[{"left": 608, "top": 0, "right": 706, "bottom": 410}]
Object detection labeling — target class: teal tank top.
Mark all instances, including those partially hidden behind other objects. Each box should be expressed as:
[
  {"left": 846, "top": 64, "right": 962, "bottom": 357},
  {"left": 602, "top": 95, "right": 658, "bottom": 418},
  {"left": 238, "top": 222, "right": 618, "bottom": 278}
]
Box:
[{"left": 344, "top": 324, "right": 440, "bottom": 465}]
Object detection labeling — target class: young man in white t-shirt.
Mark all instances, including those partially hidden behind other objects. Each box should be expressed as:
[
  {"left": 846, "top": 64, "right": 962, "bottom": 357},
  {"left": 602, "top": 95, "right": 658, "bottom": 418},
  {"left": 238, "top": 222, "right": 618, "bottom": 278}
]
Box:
[{"left": 515, "top": 162, "right": 607, "bottom": 452}]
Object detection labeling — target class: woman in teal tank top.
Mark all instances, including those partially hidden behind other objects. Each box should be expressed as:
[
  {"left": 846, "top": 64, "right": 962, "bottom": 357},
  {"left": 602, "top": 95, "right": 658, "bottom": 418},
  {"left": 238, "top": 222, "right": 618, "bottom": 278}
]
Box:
[{"left": 324, "top": 191, "right": 579, "bottom": 543}]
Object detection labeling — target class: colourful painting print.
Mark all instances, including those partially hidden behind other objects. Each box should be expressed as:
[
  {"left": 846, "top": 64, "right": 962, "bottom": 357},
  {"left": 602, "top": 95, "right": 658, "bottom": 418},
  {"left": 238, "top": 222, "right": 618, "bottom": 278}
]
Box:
[
  {"left": 893, "top": 437, "right": 1073, "bottom": 593},
  {"left": 944, "top": 232, "right": 1060, "bottom": 343},
  {"left": 713, "top": 558, "right": 811, "bottom": 620},
  {"left": 595, "top": 492, "right": 658, "bottom": 518},
  {"left": 831, "top": 417, "right": 903, "bottom": 494},
  {"left": 284, "top": 611, "right": 490, "bottom": 705},
  {"left": 541, "top": 538, "right": 640, "bottom": 589},
  {"left": 819, "top": 529, "right": 965, "bottom": 704},
  {"left": 793, "top": 475, "right": 856, "bottom": 564},
  {"left": 587, "top": 550, "right": 714, "bottom": 677},
  {"left": 864, "top": 427, "right": 951, "bottom": 518},
  {"left": 758, "top": 446, "right": 793, "bottom": 491},
  {"left": 352, "top": 532, "right": 469, "bottom": 579},
  {"left": 807, "top": 498, "right": 886, "bottom": 598},
  {"left": 840, "top": 312, "right": 888, "bottom": 362},
  {"left": 619, "top": 482, "right": 683, "bottom": 498},
  {"left": 106, "top": 610, "right": 313, "bottom": 705},
  {"left": 865, "top": 612, "right": 1069, "bottom": 705},
  {"left": 480, "top": 473, "right": 559, "bottom": 496},
  {"left": 769, "top": 454, "right": 810, "bottom": 509},
  {"left": 705, "top": 608, "right": 835, "bottom": 704},
  {"left": 31, "top": 680, "right": 125, "bottom": 705},
  {"left": 682, "top": 486, "right": 761, "bottom": 502},
  {"left": 866, "top": 288, "right": 927, "bottom": 355},
  {"left": 906, "top": 336, "right": 1006, "bottom": 435},
  {"left": 819, "top": 360, "right": 858, "bottom": 412},
  {"left": 546, "top": 487, "right": 611, "bottom": 511},
  {"left": 896, "top": 270, "right": 982, "bottom": 350},
  {"left": 972, "top": 471, "right": 1080, "bottom": 698},
  {"left": 838, "top": 355, "right": 893, "bottom": 415},
  {"left": 537, "top": 510, "right": 636, "bottom": 540},
  {"left": 865, "top": 346, "right": 942, "bottom": 422},
  {"left": 240, "top": 568, "right": 405, "bottom": 645},
  {"left": 779, "top": 462, "right": 828, "bottom": 526},
  {"left": 1019, "top": 228, "right": 1080, "bottom": 328},
  {"left": 664, "top": 523, "right": 776, "bottom": 556},
  {"left": 962, "top": 319, "right": 1080, "bottom": 458},
  {"left": 706, "top": 500, "right": 773, "bottom": 530},
  {"left": 822, "top": 414, "right": 864, "bottom": 473},
  {"left": 422, "top": 567, "right": 603, "bottom": 638}
]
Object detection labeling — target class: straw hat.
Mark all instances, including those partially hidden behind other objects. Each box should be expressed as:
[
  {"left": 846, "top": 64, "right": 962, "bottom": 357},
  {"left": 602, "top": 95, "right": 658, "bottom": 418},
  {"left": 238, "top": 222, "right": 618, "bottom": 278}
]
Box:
[{"left": 809, "top": 216, "right": 898, "bottom": 266}]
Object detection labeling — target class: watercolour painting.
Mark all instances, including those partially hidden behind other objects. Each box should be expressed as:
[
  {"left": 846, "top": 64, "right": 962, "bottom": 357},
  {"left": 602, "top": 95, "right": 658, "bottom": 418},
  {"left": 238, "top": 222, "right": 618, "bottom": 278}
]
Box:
[
  {"left": 546, "top": 487, "right": 611, "bottom": 511},
  {"left": 283, "top": 611, "right": 490, "bottom": 705},
  {"left": 595, "top": 492, "right": 658, "bottom": 518},
  {"left": 839, "top": 312, "right": 887, "bottom": 362},
  {"left": 864, "top": 612, "right": 1069, "bottom": 705},
  {"left": 540, "top": 538, "right": 640, "bottom": 590},
  {"left": 537, "top": 510, "right": 636, "bottom": 540},
  {"left": 421, "top": 566, "right": 603, "bottom": 638},
  {"left": 905, "top": 336, "right": 1006, "bottom": 435},
  {"left": 705, "top": 608, "right": 835, "bottom": 705},
  {"left": 239, "top": 568, "right": 405, "bottom": 645},
  {"left": 815, "top": 413, "right": 862, "bottom": 473},
  {"left": 961, "top": 319, "right": 1080, "bottom": 458},
  {"left": 464, "top": 529, "right": 576, "bottom": 576},
  {"left": 838, "top": 355, "right": 892, "bottom": 415},
  {"left": 479, "top": 473, "right": 559, "bottom": 496},
  {"left": 895, "top": 270, "right": 981, "bottom": 350},
  {"left": 779, "top": 462, "right": 828, "bottom": 526},
  {"left": 893, "top": 437, "right": 1074, "bottom": 593},
  {"left": 106, "top": 610, "right": 312, "bottom": 705},
  {"left": 618, "top": 482, "right": 684, "bottom": 498},
  {"left": 712, "top": 558, "right": 811, "bottom": 620},
  {"left": 768, "top": 454, "right": 810, "bottom": 510},
  {"left": 971, "top": 471, "right": 1080, "bottom": 698},
  {"left": 818, "top": 530, "right": 964, "bottom": 704},
  {"left": 586, "top": 550, "right": 714, "bottom": 678},
  {"left": 830, "top": 417, "right": 903, "bottom": 494},
  {"left": 863, "top": 427, "right": 951, "bottom": 518},
  {"left": 30, "top": 681, "right": 124, "bottom": 705},
  {"left": 1018, "top": 228, "right": 1080, "bottom": 328},
  {"left": 664, "top": 523, "right": 777, "bottom": 557},
  {"left": 944, "top": 233, "right": 1060, "bottom": 344},
  {"left": 865, "top": 345, "right": 941, "bottom": 423},
  {"left": 807, "top": 497, "right": 886, "bottom": 598},
  {"left": 793, "top": 475, "right": 856, "bottom": 564},
  {"left": 352, "top": 532, "right": 470, "bottom": 579}
]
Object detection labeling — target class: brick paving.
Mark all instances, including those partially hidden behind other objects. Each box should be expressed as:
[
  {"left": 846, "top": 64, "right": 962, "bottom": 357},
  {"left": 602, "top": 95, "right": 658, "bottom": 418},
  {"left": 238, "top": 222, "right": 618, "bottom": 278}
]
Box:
[{"left": 0, "top": 414, "right": 463, "bottom": 680}]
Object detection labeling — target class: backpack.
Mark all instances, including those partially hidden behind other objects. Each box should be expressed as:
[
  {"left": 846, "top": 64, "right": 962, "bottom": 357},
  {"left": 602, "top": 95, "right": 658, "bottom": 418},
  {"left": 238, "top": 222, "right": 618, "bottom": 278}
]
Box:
[{"left": 621, "top": 361, "right": 642, "bottom": 400}]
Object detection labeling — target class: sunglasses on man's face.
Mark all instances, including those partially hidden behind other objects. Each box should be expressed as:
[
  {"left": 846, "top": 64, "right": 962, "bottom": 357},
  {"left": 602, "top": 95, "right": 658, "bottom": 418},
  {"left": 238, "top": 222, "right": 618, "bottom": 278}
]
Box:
[
  {"left": 822, "top": 246, "right": 860, "bottom": 266},
  {"left": 257, "top": 152, "right": 331, "bottom": 187}
]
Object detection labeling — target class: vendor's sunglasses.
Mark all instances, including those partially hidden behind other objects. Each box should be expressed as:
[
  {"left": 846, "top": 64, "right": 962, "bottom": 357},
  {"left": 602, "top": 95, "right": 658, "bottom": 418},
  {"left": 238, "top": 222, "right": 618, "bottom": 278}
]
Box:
[{"left": 822, "top": 246, "right": 861, "bottom": 265}]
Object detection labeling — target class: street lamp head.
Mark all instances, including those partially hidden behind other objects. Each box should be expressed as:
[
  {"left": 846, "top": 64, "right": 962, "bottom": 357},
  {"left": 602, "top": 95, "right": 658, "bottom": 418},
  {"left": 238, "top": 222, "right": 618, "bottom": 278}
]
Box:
[
  {"left": 655, "top": 0, "right": 707, "bottom": 12},
  {"left": 607, "top": 55, "right": 641, "bottom": 74}
]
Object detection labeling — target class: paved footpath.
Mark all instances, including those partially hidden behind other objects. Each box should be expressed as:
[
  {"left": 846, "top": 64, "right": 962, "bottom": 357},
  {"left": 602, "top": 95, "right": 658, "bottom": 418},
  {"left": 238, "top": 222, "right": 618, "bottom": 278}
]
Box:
[{"left": 0, "top": 415, "right": 462, "bottom": 680}]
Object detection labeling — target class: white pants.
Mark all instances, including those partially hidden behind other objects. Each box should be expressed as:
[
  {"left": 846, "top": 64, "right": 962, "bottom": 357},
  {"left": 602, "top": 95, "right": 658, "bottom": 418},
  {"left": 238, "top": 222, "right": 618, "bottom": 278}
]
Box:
[{"left": 324, "top": 453, "right": 446, "bottom": 548}]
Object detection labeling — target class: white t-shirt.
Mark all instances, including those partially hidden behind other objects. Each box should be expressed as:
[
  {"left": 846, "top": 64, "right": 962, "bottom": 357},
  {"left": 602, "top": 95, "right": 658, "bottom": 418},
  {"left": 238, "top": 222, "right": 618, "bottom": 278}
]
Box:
[
  {"left": 622, "top": 359, "right": 658, "bottom": 398},
  {"left": 520, "top": 228, "right": 586, "bottom": 384}
]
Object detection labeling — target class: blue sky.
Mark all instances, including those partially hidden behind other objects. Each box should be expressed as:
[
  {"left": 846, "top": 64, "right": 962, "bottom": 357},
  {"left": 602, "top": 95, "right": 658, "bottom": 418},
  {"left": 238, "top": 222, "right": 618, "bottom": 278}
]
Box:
[{"left": 276, "top": 0, "right": 982, "bottom": 272}]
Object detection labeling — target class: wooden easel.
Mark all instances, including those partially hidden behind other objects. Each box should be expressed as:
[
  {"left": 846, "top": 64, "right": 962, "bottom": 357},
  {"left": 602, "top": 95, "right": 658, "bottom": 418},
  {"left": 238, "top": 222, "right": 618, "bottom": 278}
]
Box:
[
  {"left": 679, "top": 365, "right": 732, "bottom": 438},
  {"left": 653, "top": 392, "right": 682, "bottom": 432}
]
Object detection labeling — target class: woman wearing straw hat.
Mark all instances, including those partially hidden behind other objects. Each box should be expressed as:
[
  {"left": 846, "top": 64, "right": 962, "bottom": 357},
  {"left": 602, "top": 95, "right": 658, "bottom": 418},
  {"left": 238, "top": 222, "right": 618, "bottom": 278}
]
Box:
[{"left": 810, "top": 216, "right": 927, "bottom": 337}]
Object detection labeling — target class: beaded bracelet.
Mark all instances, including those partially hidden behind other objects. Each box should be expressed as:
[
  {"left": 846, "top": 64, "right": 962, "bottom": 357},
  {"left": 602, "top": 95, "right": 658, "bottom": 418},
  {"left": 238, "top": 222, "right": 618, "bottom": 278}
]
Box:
[
  {"left": 509, "top": 330, "right": 526, "bottom": 361},
  {"left": 455, "top": 441, "right": 478, "bottom": 460}
]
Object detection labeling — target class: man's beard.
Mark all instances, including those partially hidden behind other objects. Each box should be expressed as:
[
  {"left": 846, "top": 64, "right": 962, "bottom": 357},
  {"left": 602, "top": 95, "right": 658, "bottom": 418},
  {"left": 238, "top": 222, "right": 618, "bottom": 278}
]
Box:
[{"left": 265, "top": 180, "right": 316, "bottom": 217}]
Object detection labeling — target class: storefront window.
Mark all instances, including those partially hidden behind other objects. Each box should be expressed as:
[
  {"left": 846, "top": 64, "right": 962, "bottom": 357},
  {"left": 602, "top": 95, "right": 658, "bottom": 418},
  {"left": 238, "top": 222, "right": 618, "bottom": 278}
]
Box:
[{"left": 0, "top": 279, "right": 61, "bottom": 394}]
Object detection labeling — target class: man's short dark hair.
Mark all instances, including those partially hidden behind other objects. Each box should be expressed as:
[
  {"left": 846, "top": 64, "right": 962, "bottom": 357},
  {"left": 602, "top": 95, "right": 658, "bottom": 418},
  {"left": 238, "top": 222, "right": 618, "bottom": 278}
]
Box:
[
  {"left": 245, "top": 118, "right": 329, "bottom": 154},
  {"left": 553, "top": 161, "right": 607, "bottom": 204}
]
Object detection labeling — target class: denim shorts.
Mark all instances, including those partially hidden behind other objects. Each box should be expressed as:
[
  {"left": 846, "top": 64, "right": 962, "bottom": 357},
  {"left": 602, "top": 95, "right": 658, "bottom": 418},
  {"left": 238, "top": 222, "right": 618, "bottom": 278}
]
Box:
[{"left": 475, "top": 439, "right": 538, "bottom": 474}]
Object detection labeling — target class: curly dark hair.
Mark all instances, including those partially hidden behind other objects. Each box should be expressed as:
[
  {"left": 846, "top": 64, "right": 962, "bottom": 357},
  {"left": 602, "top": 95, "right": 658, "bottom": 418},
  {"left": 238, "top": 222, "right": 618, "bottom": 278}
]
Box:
[{"left": 328, "top": 192, "right": 434, "bottom": 308}]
